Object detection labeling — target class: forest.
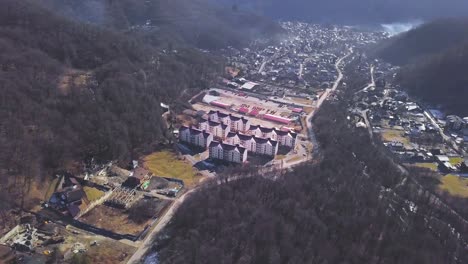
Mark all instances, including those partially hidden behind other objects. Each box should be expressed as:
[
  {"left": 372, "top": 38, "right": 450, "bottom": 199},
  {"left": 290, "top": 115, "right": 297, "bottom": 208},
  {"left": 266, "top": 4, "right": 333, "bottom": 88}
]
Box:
[
  {"left": 216, "top": 0, "right": 468, "bottom": 24},
  {"left": 152, "top": 72, "right": 468, "bottom": 263},
  {"left": 0, "top": 0, "right": 229, "bottom": 214},
  {"left": 37, "top": 0, "right": 283, "bottom": 49},
  {"left": 373, "top": 18, "right": 468, "bottom": 116}
]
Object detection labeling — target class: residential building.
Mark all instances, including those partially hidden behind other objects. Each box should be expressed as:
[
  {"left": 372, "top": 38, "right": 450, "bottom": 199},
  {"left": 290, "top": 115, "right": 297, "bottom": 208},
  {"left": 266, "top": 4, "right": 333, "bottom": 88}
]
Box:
[
  {"left": 208, "top": 110, "right": 250, "bottom": 132},
  {"left": 446, "top": 115, "right": 464, "bottom": 131},
  {"left": 276, "top": 130, "right": 298, "bottom": 148},
  {"left": 179, "top": 126, "right": 213, "bottom": 148},
  {"left": 200, "top": 119, "right": 230, "bottom": 139},
  {"left": 209, "top": 141, "right": 248, "bottom": 163},
  {"left": 225, "top": 131, "right": 278, "bottom": 157},
  {"left": 229, "top": 115, "right": 251, "bottom": 132},
  {"left": 247, "top": 125, "right": 297, "bottom": 149}
]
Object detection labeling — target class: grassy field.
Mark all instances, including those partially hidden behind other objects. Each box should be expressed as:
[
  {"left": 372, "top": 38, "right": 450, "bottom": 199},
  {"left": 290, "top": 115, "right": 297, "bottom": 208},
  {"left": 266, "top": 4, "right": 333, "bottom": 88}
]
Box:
[
  {"left": 381, "top": 129, "right": 411, "bottom": 147},
  {"left": 144, "top": 150, "right": 200, "bottom": 187},
  {"left": 449, "top": 157, "right": 464, "bottom": 166},
  {"left": 412, "top": 163, "right": 438, "bottom": 171},
  {"left": 439, "top": 174, "right": 468, "bottom": 198},
  {"left": 83, "top": 187, "right": 105, "bottom": 202}
]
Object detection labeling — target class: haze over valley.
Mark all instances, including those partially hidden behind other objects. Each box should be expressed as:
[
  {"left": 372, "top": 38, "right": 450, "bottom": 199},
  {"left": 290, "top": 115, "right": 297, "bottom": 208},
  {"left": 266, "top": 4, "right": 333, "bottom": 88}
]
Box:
[{"left": 0, "top": 1, "right": 467, "bottom": 264}]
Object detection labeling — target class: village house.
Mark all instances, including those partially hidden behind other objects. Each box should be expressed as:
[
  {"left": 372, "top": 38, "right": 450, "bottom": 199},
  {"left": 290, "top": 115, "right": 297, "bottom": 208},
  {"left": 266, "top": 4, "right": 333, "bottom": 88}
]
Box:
[
  {"left": 47, "top": 175, "right": 87, "bottom": 218},
  {"left": 209, "top": 141, "right": 248, "bottom": 163},
  {"left": 179, "top": 126, "right": 213, "bottom": 149}
]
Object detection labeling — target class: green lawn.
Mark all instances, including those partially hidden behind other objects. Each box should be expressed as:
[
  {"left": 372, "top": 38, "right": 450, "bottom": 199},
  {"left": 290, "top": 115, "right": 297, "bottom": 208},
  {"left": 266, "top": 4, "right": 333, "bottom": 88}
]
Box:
[
  {"left": 381, "top": 129, "right": 411, "bottom": 147},
  {"left": 412, "top": 163, "right": 438, "bottom": 172},
  {"left": 84, "top": 186, "right": 105, "bottom": 202},
  {"left": 449, "top": 157, "right": 464, "bottom": 166},
  {"left": 439, "top": 174, "right": 468, "bottom": 198},
  {"left": 144, "top": 150, "right": 200, "bottom": 187}
]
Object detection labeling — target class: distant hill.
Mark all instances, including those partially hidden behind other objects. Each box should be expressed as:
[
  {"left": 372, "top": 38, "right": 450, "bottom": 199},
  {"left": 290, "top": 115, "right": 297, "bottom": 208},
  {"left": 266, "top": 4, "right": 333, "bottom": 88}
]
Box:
[
  {"left": 396, "top": 42, "right": 468, "bottom": 116},
  {"left": 371, "top": 18, "right": 468, "bottom": 116},
  {"left": 0, "top": 0, "right": 225, "bottom": 196},
  {"left": 373, "top": 18, "right": 468, "bottom": 65},
  {"left": 215, "top": 0, "right": 468, "bottom": 24},
  {"left": 37, "top": 0, "right": 283, "bottom": 49}
]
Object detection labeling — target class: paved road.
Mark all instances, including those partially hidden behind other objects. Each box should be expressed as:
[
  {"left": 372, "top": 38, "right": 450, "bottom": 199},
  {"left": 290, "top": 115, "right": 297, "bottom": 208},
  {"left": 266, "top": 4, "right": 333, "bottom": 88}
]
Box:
[
  {"left": 258, "top": 60, "right": 267, "bottom": 74},
  {"left": 356, "top": 65, "right": 375, "bottom": 94},
  {"left": 126, "top": 49, "right": 354, "bottom": 263},
  {"left": 423, "top": 110, "right": 464, "bottom": 154},
  {"left": 127, "top": 188, "right": 197, "bottom": 264},
  {"left": 298, "top": 63, "right": 304, "bottom": 78},
  {"left": 305, "top": 49, "right": 353, "bottom": 135}
]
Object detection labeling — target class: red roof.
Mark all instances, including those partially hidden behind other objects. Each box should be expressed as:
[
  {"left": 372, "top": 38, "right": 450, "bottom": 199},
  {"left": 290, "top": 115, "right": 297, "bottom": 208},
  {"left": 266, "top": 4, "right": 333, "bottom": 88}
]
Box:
[
  {"left": 263, "top": 114, "right": 291, "bottom": 124},
  {"left": 239, "top": 107, "right": 249, "bottom": 114},
  {"left": 210, "top": 101, "right": 230, "bottom": 109},
  {"left": 249, "top": 109, "right": 260, "bottom": 116},
  {"left": 292, "top": 108, "right": 303, "bottom": 113}
]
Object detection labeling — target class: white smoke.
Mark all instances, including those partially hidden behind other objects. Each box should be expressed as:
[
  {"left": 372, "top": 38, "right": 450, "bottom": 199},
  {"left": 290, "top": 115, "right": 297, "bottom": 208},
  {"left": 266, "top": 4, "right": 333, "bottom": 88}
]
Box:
[{"left": 381, "top": 20, "right": 423, "bottom": 36}]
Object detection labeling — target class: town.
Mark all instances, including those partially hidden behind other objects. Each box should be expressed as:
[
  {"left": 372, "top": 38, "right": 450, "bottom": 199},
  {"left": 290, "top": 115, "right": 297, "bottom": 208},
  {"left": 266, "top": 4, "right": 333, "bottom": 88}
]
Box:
[
  {"left": 348, "top": 53, "right": 468, "bottom": 193},
  {"left": 1, "top": 20, "right": 467, "bottom": 264}
]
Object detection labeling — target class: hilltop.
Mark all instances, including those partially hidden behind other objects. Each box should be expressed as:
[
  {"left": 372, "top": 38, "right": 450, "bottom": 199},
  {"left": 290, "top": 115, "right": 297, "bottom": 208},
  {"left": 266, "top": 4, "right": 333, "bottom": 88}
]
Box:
[
  {"left": 371, "top": 18, "right": 468, "bottom": 115},
  {"left": 216, "top": 0, "right": 468, "bottom": 24},
  {"left": 37, "top": 0, "right": 283, "bottom": 49},
  {"left": 373, "top": 18, "right": 468, "bottom": 65}
]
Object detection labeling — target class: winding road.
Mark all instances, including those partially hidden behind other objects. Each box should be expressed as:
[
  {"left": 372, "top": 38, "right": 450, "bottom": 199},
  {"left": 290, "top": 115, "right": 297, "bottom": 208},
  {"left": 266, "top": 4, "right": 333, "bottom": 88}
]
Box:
[
  {"left": 305, "top": 49, "right": 353, "bottom": 136},
  {"left": 127, "top": 188, "right": 196, "bottom": 264},
  {"left": 126, "top": 49, "right": 354, "bottom": 264}
]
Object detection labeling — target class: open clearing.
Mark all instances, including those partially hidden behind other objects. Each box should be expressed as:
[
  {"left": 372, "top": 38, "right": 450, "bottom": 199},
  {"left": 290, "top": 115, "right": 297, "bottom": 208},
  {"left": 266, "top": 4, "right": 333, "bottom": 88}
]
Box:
[
  {"left": 57, "top": 229, "right": 136, "bottom": 264},
  {"left": 449, "top": 157, "right": 464, "bottom": 166},
  {"left": 381, "top": 129, "right": 411, "bottom": 147},
  {"left": 412, "top": 163, "right": 438, "bottom": 171},
  {"left": 84, "top": 186, "right": 105, "bottom": 202},
  {"left": 439, "top": 174, "right": 468, "bottom": 198},
  {"left": 144, "top": 150, "right": 201, "bottom": 187},
  {"left": 80, "top": 198, "right": 169, "bottom": 236}
]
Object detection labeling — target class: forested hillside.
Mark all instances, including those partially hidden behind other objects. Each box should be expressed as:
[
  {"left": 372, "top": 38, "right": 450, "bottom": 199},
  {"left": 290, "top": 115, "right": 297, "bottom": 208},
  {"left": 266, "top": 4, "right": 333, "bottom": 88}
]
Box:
[
  {"left": 38, "top": 0, "right": 282, "bottom": 49},
  {"left": 373, "top": 18, "right": 468, "bottom": 65},
  {"left": 152, "top": 81, "right": 468, "bottom": 263},
  {"left": 372, "top": 18, "right": 468, "bottom": 116},
  {"left": 216, "top": 0, "right": 468, "bottom": 24},
  {"left": 397, "top": 43, "right": 468, "bottom": 116},
  {"left": 0, "top": 0, "right": 224, "bottom": 210}
]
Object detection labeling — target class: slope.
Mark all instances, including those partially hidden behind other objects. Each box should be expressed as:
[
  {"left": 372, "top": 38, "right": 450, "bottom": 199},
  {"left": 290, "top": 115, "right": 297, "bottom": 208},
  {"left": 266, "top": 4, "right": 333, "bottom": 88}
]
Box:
[
  {"left": 370, "top": 18, "right": 468, "bottom": 115},
  {"left": 0, "top": 0, "right": 221, "bottom": 208},
  {"left": 396, "top": 42, "right": 468, "bottom": 116},
  {"left": 216, "top": 0, "right": 468, "bottom": 25},
  {"left": 37, "top": 0, "right": 283, "bottom": 49},
  {"left": 373, "top": 18, "right": 468, "bottom": 65}
]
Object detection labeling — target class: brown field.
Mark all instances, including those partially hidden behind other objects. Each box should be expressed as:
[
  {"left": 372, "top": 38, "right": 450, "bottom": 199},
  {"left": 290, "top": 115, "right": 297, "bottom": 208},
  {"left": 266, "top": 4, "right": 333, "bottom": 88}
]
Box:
[
  {"left": 439, "top": 174, "right": 468, "bottom": 198},
  {"left": 80, "top": 198, "right": 170, "bottom": 236},
  {"left": 380, "top": 129, "right": 411, "bottom": 147},
  {"left": 57, "top": 227, "right": 136, "bottom": 264}
]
